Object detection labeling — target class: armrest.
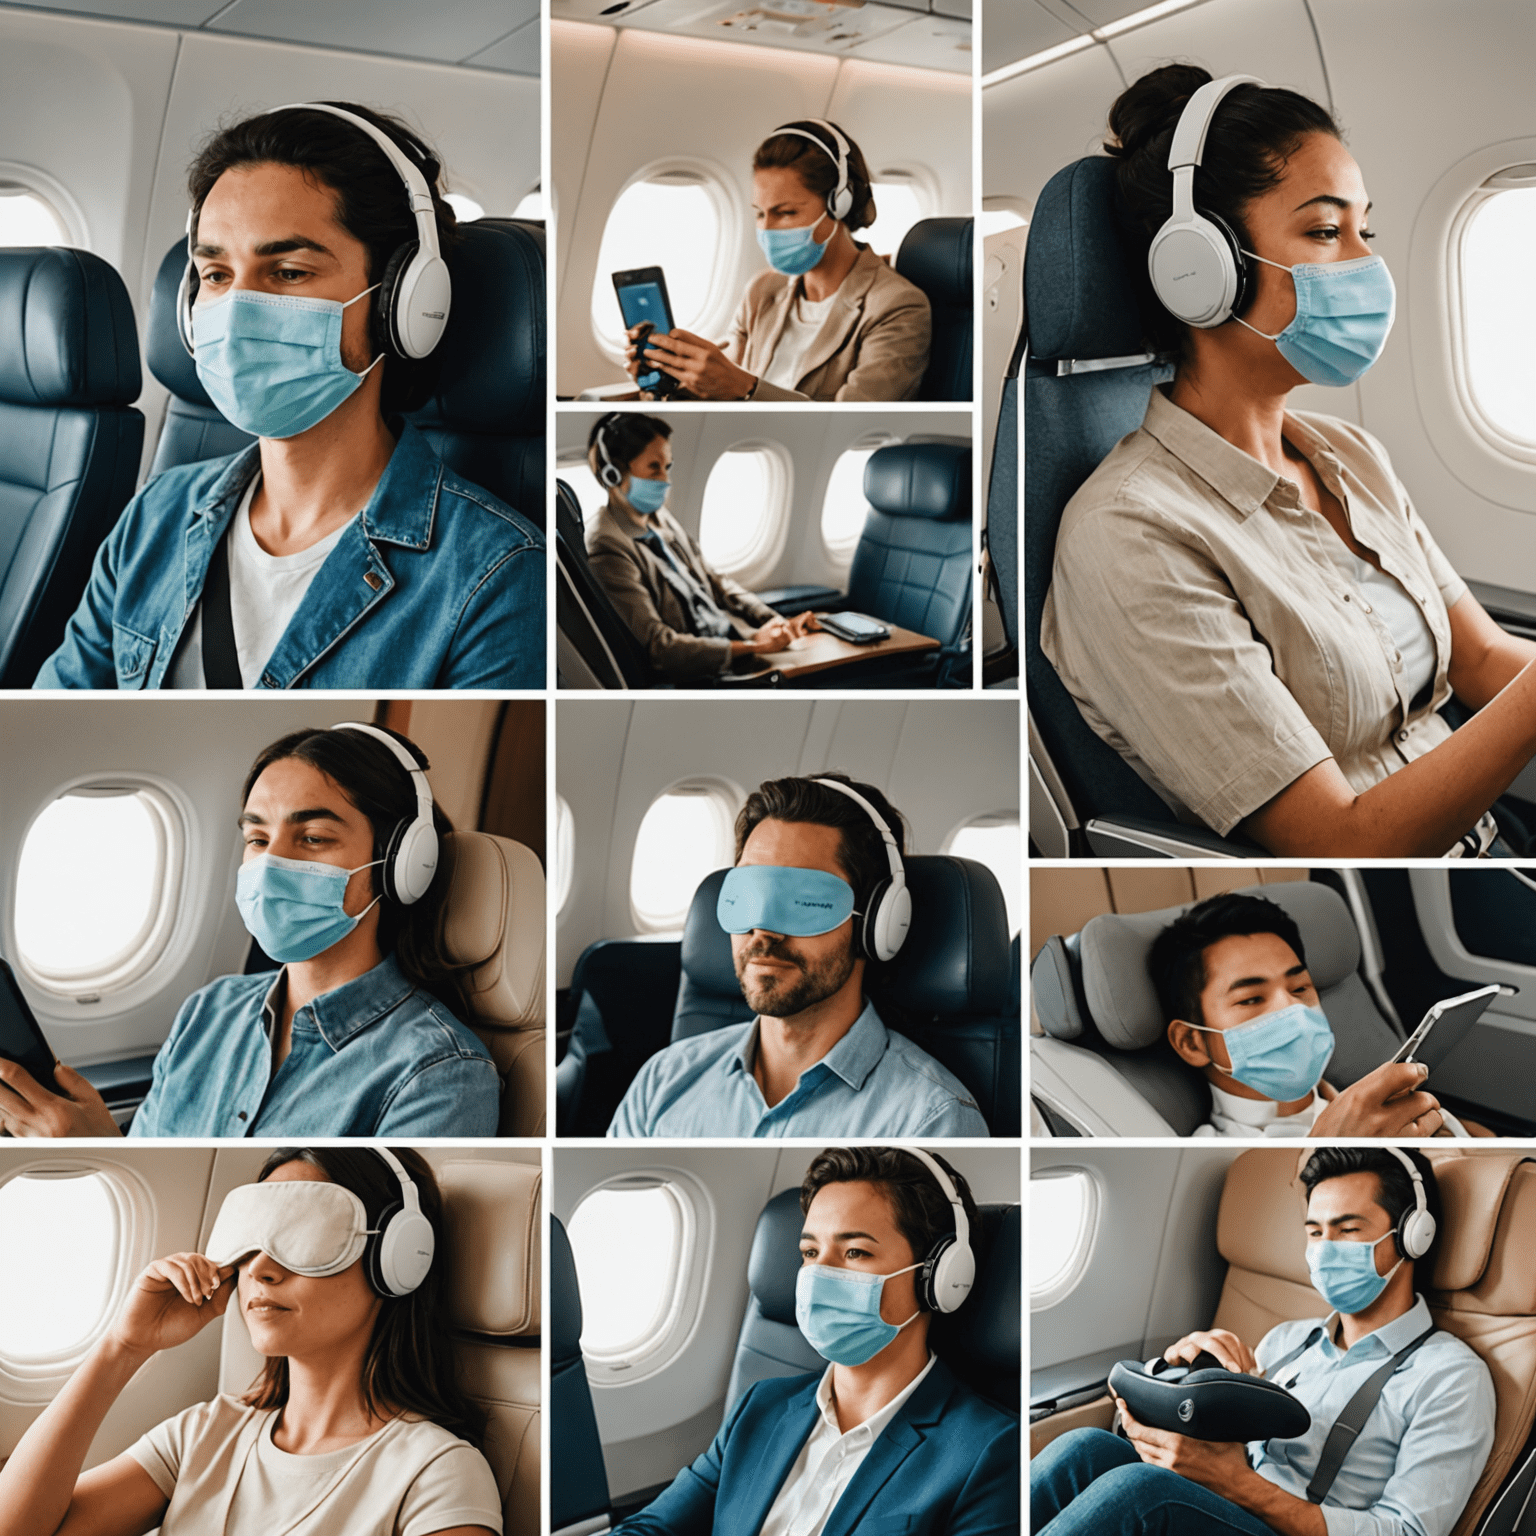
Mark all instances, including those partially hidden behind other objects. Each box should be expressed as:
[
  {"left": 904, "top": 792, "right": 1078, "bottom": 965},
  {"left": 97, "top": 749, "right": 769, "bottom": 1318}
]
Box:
[
  {"left": 1082, "top": 816, "right": 1259, "bottom": 859},
  {"left": 758, "top": 584, "right": 846, "bottom": 615}
]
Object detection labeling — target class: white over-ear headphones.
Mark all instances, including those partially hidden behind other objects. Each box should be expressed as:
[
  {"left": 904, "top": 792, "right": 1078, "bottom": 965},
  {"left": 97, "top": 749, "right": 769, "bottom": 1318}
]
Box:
[
  {"left": 330, "top": 722, "right": 439, "bottom": 905},
  {"left": 177, "top": 101, "right": 452, "bottom": 361},
  {"left": 905, "top": 1148, "right": 976, "bottom": 1314},
  {"left": 594, "top": 413, "right": 624, "bottom": 489},
  {"left": 366, "top": 1145, "right": 436, "bottom": 1297},
  {"left": 1146, "top": 74, "right": 1265, "bottom": 328},
  {"left": 811, "top": 777, "right": 910, "bottom": 963},
  {"left": 1382, "top": 1145, "right": 1438, "bottom": 1262},
  {"left": 769, "top": 119, "right": 857, "bottom": 222}
]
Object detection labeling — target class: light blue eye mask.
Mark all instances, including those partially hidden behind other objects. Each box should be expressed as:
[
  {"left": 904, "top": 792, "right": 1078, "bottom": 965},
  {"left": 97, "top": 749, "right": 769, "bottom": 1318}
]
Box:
[{"left": 716, "top": 864, "right": 855, "bottom": 937}]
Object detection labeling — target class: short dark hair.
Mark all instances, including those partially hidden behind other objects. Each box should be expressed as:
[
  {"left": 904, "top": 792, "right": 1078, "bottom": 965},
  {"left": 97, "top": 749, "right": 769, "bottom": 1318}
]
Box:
[
  {"left": 754, "top": 120, "right": 877, "bottom": 234},
  {"left": 1104, "top": 64, "right": 1341, "bottom": 359},
  {"left": 800, "top": 1147, "right": 978, "bottom": 1269},
  {"left": 243, "top": 1146, "right": 486, "bottom": 1445},
  {"left": 588, "top": 412, "right": 673, "bottom": 480},
  {"left": 1148, "top": 891, "right": 1308, "bottom": 1027},
  {"left": 187, "top": 101, "right": 462, "bottom": 414},
  {"left": 1299, "top": 1146, "right": 1443, "bottom": 1288}
]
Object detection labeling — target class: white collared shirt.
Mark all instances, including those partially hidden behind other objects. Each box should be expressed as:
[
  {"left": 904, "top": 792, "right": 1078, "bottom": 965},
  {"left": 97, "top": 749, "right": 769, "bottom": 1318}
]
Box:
[
  {"left": 758, "top": 1355, "right": 937, "bottom": 1536},
  {"left": 1194, "top": 1082, "right": 1326, "bottom": 1139}
]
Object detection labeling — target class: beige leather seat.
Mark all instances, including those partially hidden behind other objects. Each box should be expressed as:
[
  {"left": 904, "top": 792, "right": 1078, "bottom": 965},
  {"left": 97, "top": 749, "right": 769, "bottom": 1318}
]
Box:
[{"left": 441, "top": 831, "right": 546, "bottom": 1136}]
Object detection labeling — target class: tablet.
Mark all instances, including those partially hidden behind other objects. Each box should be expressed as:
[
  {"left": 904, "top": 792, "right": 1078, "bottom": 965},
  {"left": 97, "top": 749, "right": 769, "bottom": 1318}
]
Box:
[
  {"left": 0, "top": 957, "right": 58, "bottom": 1092},
  {"left": 1388, "top": 984, "right": 1502, "bottom": 1075},
  {"left": 612, "top": 266, "right": 678, "bottom": 395},
  {"left": 818, "top": 612, "right": 890, "bottom": 644}
]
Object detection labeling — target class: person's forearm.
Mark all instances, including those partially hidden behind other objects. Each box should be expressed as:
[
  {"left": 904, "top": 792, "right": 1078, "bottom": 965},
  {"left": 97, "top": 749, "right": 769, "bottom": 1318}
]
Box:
[
  {"left": 1450, "top": 631, "right": 1536, "bottom": 710},
  {"left": 0, "top": 1338, "right": 147, "bottom": 1536},
  {"left": 1220, "top": 1467, "right": 1328, "bottom": 1536}
]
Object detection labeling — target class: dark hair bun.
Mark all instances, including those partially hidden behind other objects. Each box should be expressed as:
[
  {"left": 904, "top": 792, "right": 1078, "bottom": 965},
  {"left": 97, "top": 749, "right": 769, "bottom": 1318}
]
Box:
[{"left": 1105, "top": 63, "right": 1213, "bottom": 161}]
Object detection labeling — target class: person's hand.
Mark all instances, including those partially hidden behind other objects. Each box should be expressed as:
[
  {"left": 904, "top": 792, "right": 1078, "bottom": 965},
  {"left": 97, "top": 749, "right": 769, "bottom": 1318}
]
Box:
[
  {"left": 623, "top": 323, "right": 653, "bottom": 385},
  {"left": 0, "top": 1059, "right": 122, "bottom": 1138},
  {"left": 784, "top": 611, "right": 820, "bottom": 638},
  {"left": 1116, "top": 1395, "right": 1254, "bottom": 1489},
  {"left": 109, "top": 1253, "right": 236, "bottom": 1360},
  {"left": 735, "top": 621, "right": 795, "bottom": 656},
  {"left": 1311, "top": 1060, "right": 1443, "bottom": 1138},
  {"left": 1163, "top": 1328, "right": 1257, "bottom": 1374},
  {"left": 637, "top": 328, "right": 757, "bottom": 401}
]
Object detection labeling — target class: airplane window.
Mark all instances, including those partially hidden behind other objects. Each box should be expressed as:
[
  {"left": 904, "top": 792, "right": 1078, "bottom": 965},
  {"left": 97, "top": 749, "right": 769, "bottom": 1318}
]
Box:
[
  {"left": 589, "top": 168, "right": 732, "bottom": 355},
  {"left": 629, "top": 780, "right": 739, "bottom": 933},
  {"left": 0, "top": 184, "right": 68, "bottom": 246},
  {"left": 554, "top": 794, "right": 575, "bottom": 914},
  {"left": 568, "top": 1184, "right": 682, "bottom": 1355},
  {"left": 821, "top": 433, "right": 902, "bottom": 573},
  {"left": 865, "top": 178, "right": 930, "bottom": 260},
  {"left": 1030, "top": 1168, "right": 1099, "bottom": 1311},
  {"left": 556, "top": 454, "right": 609, "bottom": 532},
  {"left": 698, "top": 442, "right": 791, "bottom": 586},
  {"left": 944, "top": 812, "right": 1021, "bottom": 935},
  {"left": 445, "top": 192, "right": 484, "bottom": 224},
  {"left": 14, "top": 784, "right": 184, "bottom": 998},
  {"left": 0, "top": 1172, "right": 118, "bottom": 1361},
  {"left": 513, "top": 186, "right": 544, "bottom": 222},
  {"left": 1461, "top": 181, "right": 1536, "bottom": 449}
]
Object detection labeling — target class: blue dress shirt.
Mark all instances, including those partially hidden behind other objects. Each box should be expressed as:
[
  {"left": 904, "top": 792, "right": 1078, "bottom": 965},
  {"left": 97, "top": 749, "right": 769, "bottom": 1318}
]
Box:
[
  {"left": 1251, "top": 1294, "right": 1495, "bottom": 1536},
  {"left": 128, "top": 954, "right": 500, "bottom": 1138},
  {"left": 607, "top": 1001, "right": 989, "bottom": 1138}
]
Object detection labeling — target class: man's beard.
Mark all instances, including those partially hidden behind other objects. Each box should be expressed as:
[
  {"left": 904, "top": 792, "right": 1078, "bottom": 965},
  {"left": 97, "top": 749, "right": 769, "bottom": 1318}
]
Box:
[{"left": 734, "top": 933, "right": 856, "bottom": 1019}]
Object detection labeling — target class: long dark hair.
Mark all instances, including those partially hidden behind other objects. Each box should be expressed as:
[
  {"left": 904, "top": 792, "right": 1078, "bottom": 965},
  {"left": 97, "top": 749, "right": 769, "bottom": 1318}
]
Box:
[
  {"left": 240, "top": 725, "right": 475, "bottom": 1019},
  {"left": 242, "top": 1147, "right": 486, "bottom": 1446},
  {"left": 754, "top": 121, "right": 876, "bottom": 234}
]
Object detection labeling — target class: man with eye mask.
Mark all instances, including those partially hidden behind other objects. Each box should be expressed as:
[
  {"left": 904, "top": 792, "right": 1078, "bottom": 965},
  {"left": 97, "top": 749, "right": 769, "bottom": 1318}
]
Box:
[{"left": 607, "top": 773, "right": 987, "bottom": 1138}]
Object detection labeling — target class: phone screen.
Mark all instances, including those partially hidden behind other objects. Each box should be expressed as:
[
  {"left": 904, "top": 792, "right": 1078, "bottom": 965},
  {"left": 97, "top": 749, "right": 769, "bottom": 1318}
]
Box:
[
  {"left": 617, "top": 281, "right": 674, "bottom": 391},
  {"left": 0, "top": 963, "right": 56, "bottom": 1086}
]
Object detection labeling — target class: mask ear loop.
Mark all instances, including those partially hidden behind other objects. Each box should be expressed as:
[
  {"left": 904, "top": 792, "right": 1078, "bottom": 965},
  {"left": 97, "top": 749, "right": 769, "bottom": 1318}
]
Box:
[
  {"left": 341, "top": 282, "right": 386, "bottom": 379},
  {"left": 1230, "top": 249, "right": 1298, "bottom": 341}
]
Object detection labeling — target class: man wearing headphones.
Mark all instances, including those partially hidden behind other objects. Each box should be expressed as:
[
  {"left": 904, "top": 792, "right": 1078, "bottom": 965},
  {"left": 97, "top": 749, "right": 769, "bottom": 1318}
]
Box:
[
  {"left": 608, "top": 773, "right": 988, "bottom": 1137},
  {"left": 1033, "top": 1147, "right": 1495, "bottom": 1536},
  {"left": 35, "top": 101, "right": 544, "bottom": 690},
  {"left": 611, "top": 1148, "right": 1018, "bottom": 1536}
]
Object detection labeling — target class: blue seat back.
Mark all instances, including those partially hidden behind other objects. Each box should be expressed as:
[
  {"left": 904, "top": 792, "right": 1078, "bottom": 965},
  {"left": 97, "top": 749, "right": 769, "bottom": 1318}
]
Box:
[
  {"left": 549, "top": 1216, "right": 611, "bottom": 1531},
  {"left": 554, "top": 477, "right": 655, "bottom": 688},
  {"left": 0, "top": 247, "right": 143, "bottom": 685},
  {"left": 896, "top": 216, "right": 972, "bottom": 402}
]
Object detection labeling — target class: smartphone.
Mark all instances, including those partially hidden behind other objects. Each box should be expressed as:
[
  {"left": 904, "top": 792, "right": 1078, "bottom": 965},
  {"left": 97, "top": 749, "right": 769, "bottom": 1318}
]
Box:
[
  {"left": 818, "top": 612, "right": 891, "bottom": 644},
  {"left": 612, "top": 267, "right": 680, "bottom": 397},
  {"left": 1388, "top": 984, "right": 1503, "bottom": 1074},
  {"left": 0, "top": 957, "right": 59, "bottom": 1092}
]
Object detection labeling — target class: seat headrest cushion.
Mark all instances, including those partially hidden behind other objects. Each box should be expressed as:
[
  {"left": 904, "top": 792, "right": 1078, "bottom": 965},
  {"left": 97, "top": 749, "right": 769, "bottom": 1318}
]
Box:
[
  {"left": 441, "top": 1160, "right": 540, "bottom": 1337},
  {"left": 895, "top": 218, "right": 972, "bottom": 306},
  {"left": 1081, "top": 881, "right": 1360, "bottom": 1051},
  {"left": 863, "top": 442, "right": 970, "bottom": 521},
  {"left": 550, "top": 1216, "right": 584, "bottom": 1361},
  {"left": 1025, "top": 156, "right": 1149, "bottom": 363},
  {"left": 748, "top": 1187, "right": 806, "bottom": 1326},
  {"left": 930, "top": 1204, "right": 1020, "bottom": 1372},
  {"left": 147, "top": 239, "right": 214, "bottom": 406},
  {"left": 681, "top": 869, "right": 744, "bottom": 998},
  {"left": 441, "top": 832, "right": 546, "bottom": 1029},
  {"left": 0, "top": 247, "right": 141, "bottom": 405}
]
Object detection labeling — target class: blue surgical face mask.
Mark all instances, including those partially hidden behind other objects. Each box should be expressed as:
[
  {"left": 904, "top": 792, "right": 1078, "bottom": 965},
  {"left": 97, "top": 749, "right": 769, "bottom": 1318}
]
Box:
[
  {"left": 1235, "top": 251, "right": 1396, "bottom": 387},
  {"left": 193, "top": 285, "right": 383, "bottom": 439},
  {"left": 1307, "top": 1230, "right": 1402, "bottom": 1315},
  {"left": 625, "top": 475, "right": 669, "bottom": 516},
  {"left": 235, "top": 852, "right": 383, "bottom": 964},
  {"left": 757, "top": 214, "right": 833, "bottom": 277},
  {"left": 1187, "top": 1002, "right": 1335, "bottom": 1103},
  {"left": 717, "top": 864, "right": 855, "bottom": 937},
  {"left": 795, "top": 1261, "right": 921, "bottom": 1366}
]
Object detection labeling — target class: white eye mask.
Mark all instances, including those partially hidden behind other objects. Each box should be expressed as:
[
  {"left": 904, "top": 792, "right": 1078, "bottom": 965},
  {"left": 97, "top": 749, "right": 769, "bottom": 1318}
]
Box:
[{"left": 205, "top": 1180, "right": 374, "bottom": 1276}]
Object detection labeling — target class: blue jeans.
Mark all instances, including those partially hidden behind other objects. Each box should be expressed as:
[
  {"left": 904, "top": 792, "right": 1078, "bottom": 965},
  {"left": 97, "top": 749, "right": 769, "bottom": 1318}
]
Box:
[{"left": 1032, "top": 1429, "right": 1277, "bottom": 1536}]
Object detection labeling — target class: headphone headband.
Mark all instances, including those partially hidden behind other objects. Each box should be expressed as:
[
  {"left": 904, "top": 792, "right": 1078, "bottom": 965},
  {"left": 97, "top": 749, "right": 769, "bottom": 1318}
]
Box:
[
  {"left": 904, "top": 1146, "right": 970, "bottom": 1254},
  {"left": 1165, "top": 74, "right": 1263, "bottom": 223},
  {"left": 810, "top": 777, "right": 904, "bottom": 883},
  {"left": 810, "top": 776, "right": 909, "bottom": 962},
  {"left": 594, "top": 413, "right": 623, "bottom": 488},
  {"left": 331, "top": 721, "right": 434, "bottom": 828},
  {"left": 329, "top": 722, "right": 438, "bottom": 906},
  {"left": 372, "top": 1144, "right": 423, "bottom": 1214},
  {"left": 770, "top": 119, "right": 855, "bottom": 221}
]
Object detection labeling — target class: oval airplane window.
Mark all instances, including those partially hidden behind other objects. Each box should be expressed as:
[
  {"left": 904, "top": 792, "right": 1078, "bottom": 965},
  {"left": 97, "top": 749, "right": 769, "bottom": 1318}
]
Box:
[
  {"left": 821, "top": 433, "right": 902, "bottom": 573},
  {"left": 589, "top": 165, "right": 734, "bottom": 356},
  {"left": 14, "top": 784, "right": 184, "bottom": 999},
  {"left": 629, "top": 779, "right": 739, "bottom": 934},
  {"left": 1031, "top": 1167, "right": 1099, "bottom": 1311},
  {"left": 1460, "top": 180, "right": 1536, "bottom": 450},
  {"left": 698, "top": 442, "right": 792, "bottom": 588},
  {"left": 944, "top": 812, "right": 1021, "bottom": 936},
  {"left": 865, "top": 175, "right": 932, "bottom": 260},
  {"left": 444, "top": 191, "right": 484, "bottom": 224},
  {"left": 554, "top": 794, "right": 575, "bottom": 915},
  {"left": 0, "top": 184, "right": 68, "bottom": 246},
  {"left": 513, "top": 186, "right": 544, "bottom": 222},
  {"left": 556, "top": 452, "right": 608, "bottom": 532}
]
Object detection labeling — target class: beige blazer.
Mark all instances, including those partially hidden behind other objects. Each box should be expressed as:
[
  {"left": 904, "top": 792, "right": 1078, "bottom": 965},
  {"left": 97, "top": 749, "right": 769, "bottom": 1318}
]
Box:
[
  {"left": 729, "top": 246, "right": 931, "bottom": 402},
  {"left": 585, "top": 505, "right": 780, "bottom": 683}
]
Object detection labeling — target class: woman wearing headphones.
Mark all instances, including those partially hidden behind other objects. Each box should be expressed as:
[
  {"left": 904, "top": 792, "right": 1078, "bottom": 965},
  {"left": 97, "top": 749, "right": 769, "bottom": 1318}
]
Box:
[
  {"left": 0, "top": 1146, "right": 502, "bottom": 1536},
  {"left": 1041, "top": 66, "right": 1536, "bottom": 856},
  {"left": 0, "top": 726, "right": 500, "bottom": 1139},
  {"left": 583, "top": 412, "right": 817, "bottom": 682},
  {"left": 624, "top": 121, "right": 932, "bottom": 402},
  {"left": 610, "top": 1147, "right": 1018, "bottom": 1536}
]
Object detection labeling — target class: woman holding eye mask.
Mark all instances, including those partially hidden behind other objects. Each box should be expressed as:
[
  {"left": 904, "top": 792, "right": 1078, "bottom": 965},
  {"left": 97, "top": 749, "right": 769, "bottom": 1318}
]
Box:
[
  {"left": 0, "top": 1146, "right": 500, "bottom": 1536},
  {"left": 1041, "top": 65, "right": 1536, "bottom": 858},
  {"left": 623, "top": 120, "right": 932, "bottom": 402}
]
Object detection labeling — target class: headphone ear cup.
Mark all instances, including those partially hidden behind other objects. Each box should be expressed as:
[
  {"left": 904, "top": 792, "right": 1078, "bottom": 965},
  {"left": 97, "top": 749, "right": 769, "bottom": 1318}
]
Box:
[
  {"left": 375, "top": 242, "right": 416, "bottom": 360},
  {"left": 390, "top": 818, "right": 439, "bottom": 907},
  {"left": 366, "top": 1200, "right": 437, "bottom": 1297},
  {"left": 1205, "top": 210, "right": 1250, "bottom": 317},
  {"left": 364, "top": 1198, "right": 402, "bottom": 1296},
  {"left": 1147, "top": 213, "right": 1243, "bottom": 328},
  {"left": 923, "top": 1234, "right": 976, "bottom": 1314},
  {"left": 177, "top": 262, "right": 198, "bottom": 355},
  {"left": 860, "top": 876, "right": 890, "bottom": 963},
  {"left": 1397, "top": 1207, "right": 1436, "bottom": 1262},
  {"left": 828, "top": 184, "right": 854, "bottom": 222}
]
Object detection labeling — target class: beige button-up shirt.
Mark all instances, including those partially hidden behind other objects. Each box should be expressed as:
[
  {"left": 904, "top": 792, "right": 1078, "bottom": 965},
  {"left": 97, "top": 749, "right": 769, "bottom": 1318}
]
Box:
[{"left": 1041, "top": 388, "right": 1466, "bottom": 836}]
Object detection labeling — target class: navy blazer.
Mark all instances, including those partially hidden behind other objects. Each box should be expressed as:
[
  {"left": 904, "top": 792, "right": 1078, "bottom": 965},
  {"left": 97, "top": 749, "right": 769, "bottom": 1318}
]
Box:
[{"left": 613, "top": 1360, "right": 1018, "bottom": 1536}]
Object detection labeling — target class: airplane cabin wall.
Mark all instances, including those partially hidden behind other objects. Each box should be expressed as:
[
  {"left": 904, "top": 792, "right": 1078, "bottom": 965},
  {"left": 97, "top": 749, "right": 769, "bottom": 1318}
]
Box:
[{"left": 552, "top": 21, "right": 972, "bottom": 396}]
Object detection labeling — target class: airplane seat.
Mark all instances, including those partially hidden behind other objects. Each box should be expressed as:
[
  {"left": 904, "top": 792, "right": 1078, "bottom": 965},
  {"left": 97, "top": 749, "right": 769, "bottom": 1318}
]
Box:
[
  {"left": 1030, "top": 880, "right": 1406, "bottom": 1137},
  {"left": 726, "top": 1187, "right": 1021, "bottom": 1415},
  {"left": 440, "top": 831, "right": 546, "bottom": 1136},
  {"left": 1022, "top": 157, "right": 1258, "bottom": 857},
  {"left": 1213, "top": 1148, "right": 1536, "bottom": 1536},
  {"left": 550, "top": 1214, "right": 613, "bottom": 1536},
  {"left": 984, "top": 246, "right": 1022, "bottom": 678},
  {"left": 0, "top": 246, "right": 145, "bottom": 686},
  {"left": 895, "top": 216, "right": 973, "bottom": 402},
  {"left": 673, "top": 859, "right": 1016, "bottom": 1131}
]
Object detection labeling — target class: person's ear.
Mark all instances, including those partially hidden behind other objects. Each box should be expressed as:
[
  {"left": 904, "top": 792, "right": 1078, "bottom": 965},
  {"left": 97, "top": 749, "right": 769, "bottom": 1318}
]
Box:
[{"left": 1167, "top": 1018, "right": 1212, "bottom": 1068}]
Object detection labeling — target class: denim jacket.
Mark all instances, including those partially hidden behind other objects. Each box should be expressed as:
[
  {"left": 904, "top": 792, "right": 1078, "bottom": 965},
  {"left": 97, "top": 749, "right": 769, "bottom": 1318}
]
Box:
[
  {"left": 127, "top": 954, "right": 500, "bottom": 1137},
  {"left": 35, "top": 422, "right": 544, "bottom": 689}
]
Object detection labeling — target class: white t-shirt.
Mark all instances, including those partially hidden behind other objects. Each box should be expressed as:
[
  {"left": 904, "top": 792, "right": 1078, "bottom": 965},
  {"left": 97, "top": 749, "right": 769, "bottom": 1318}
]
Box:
[
  {"left": 762, "top": 291, "right": 838, "bottom": 391},
  {"left": 1192, "top": 1082, "right": 1326, "bottom": 1139},
  {"left": 128, "top": 1395, "right": 502, "bottom": 1536},
  {"left": 169, "top": 479, "right": 356, "bottom": 688}
]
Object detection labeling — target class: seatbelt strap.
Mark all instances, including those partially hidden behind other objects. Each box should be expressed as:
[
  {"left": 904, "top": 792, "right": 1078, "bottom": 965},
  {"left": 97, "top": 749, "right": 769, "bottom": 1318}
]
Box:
[{"left": 200, "top": 531, "right": 243, "bottom": 688}]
